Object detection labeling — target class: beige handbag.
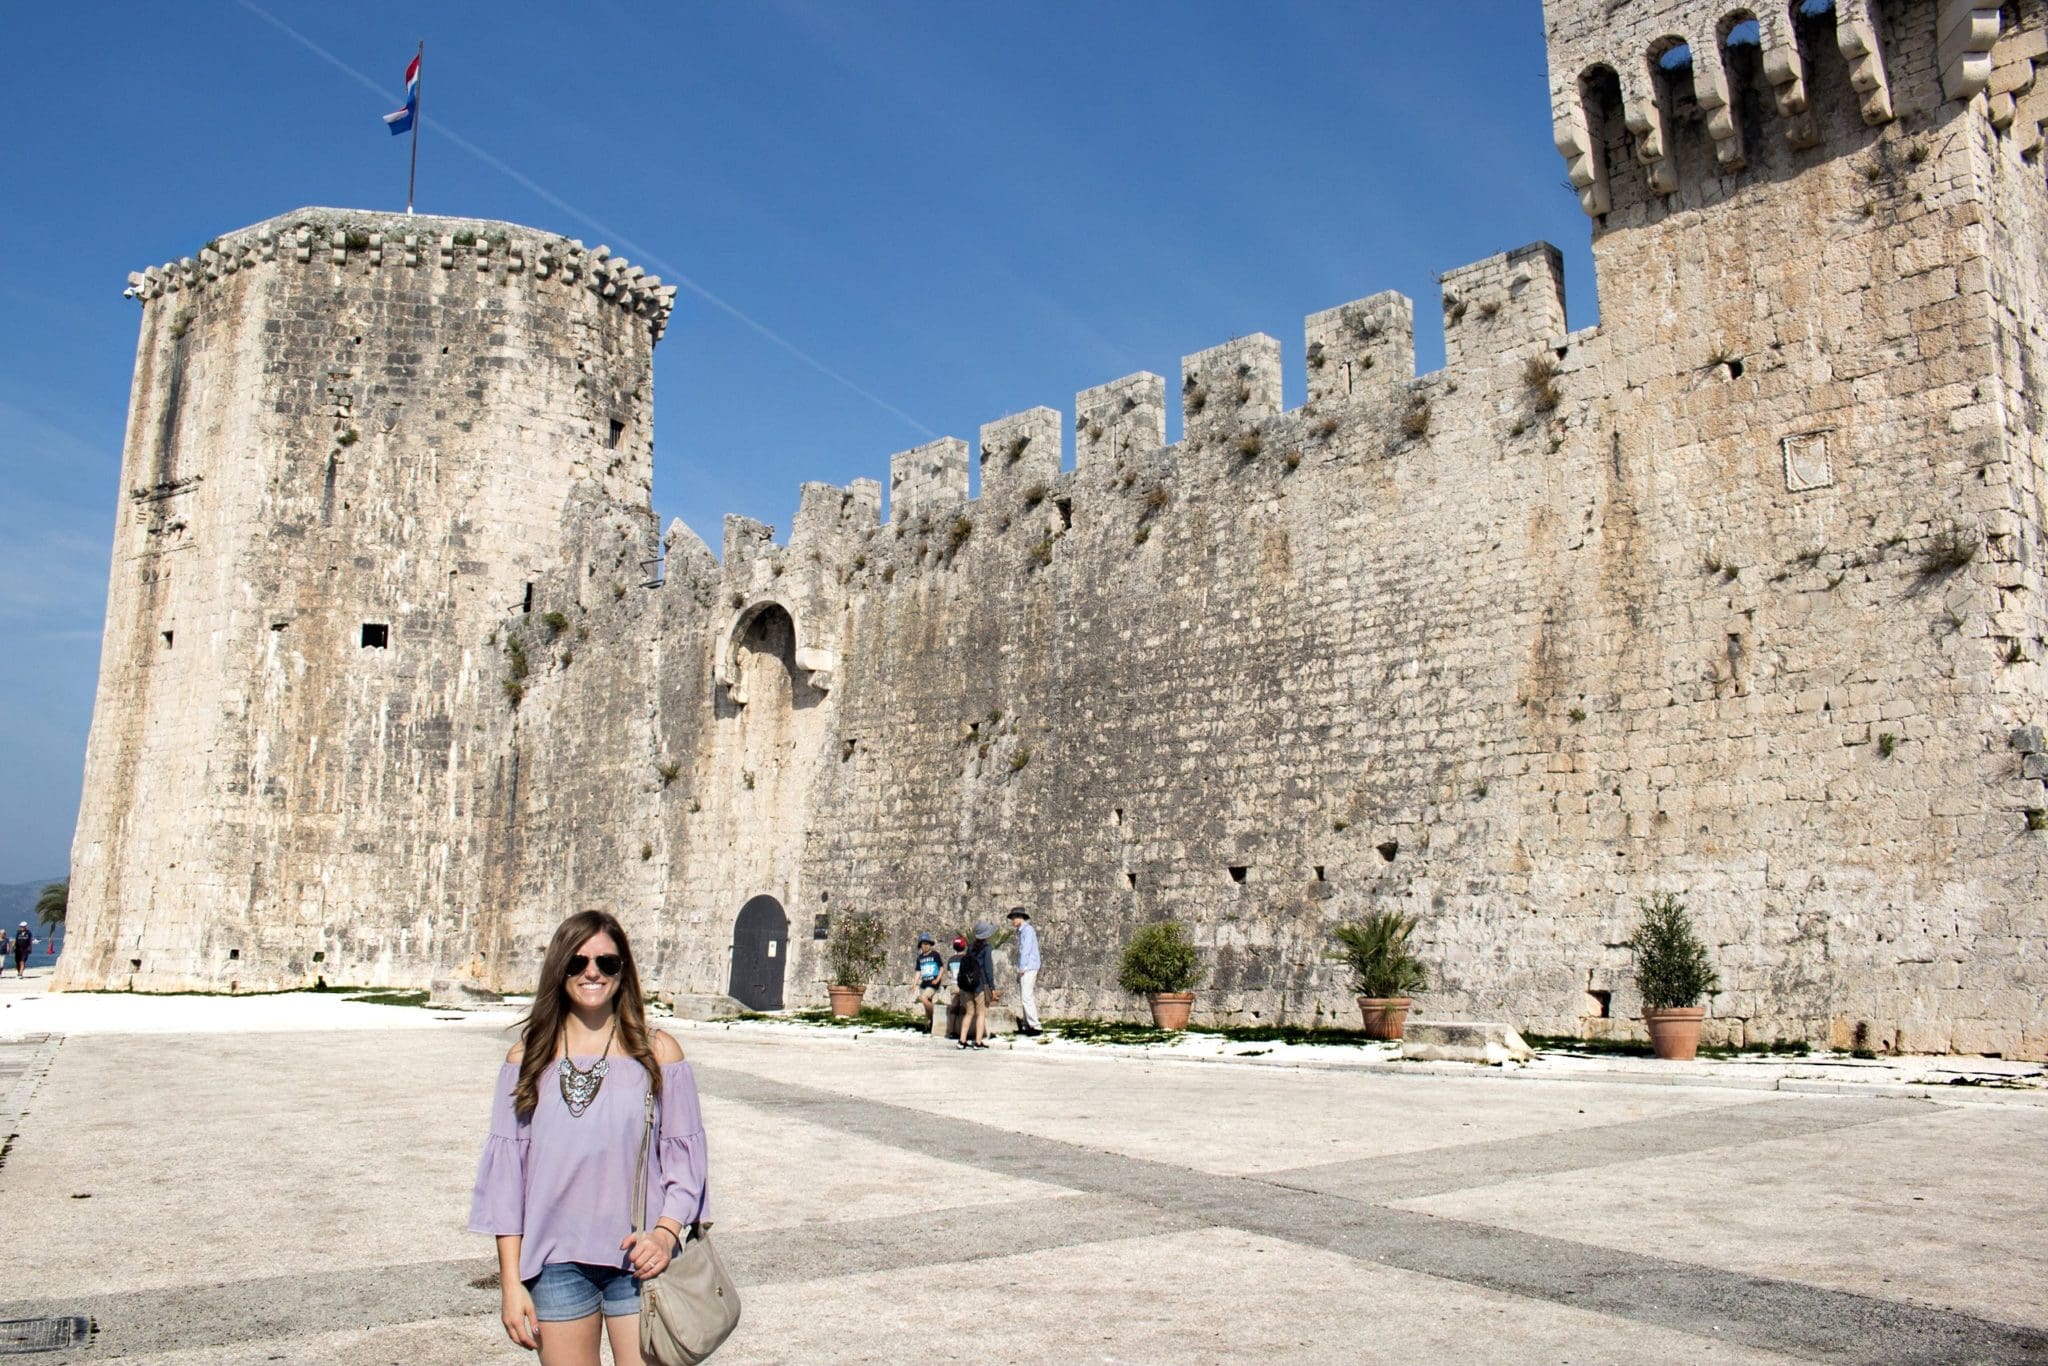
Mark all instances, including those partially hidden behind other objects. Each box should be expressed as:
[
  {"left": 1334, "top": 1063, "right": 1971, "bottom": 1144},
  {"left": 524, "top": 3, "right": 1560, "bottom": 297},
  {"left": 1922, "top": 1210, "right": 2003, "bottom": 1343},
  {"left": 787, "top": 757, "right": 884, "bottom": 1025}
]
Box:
[{"left": 633, "top": 1090, "right": 740, "bottom": 1365}]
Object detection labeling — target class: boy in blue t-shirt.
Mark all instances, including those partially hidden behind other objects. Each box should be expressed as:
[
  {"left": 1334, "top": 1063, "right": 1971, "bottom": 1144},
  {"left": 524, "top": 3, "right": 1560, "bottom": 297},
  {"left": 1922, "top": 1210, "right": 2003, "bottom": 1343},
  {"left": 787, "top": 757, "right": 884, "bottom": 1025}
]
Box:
[{"left": 912, "top": 933, "right": 946, "bottom": 1034}]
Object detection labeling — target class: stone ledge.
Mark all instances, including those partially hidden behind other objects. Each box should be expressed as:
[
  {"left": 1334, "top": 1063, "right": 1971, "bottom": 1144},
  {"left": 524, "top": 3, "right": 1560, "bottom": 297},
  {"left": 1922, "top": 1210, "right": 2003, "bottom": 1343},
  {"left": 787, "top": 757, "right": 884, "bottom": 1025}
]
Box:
[
  {"left": 1399, "top": 1021, "right": 1536, "bottom": 1065},
  {"left": 668, "top": 992, "right": 749, "bottom": 1021}
]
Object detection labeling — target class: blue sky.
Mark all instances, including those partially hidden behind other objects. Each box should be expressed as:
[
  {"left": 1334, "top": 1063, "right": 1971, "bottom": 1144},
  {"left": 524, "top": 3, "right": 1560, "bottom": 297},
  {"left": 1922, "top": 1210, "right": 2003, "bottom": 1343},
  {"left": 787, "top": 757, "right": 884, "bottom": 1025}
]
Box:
[{"left": 0, "top": 1, "right": 1595, "bottom": 883}]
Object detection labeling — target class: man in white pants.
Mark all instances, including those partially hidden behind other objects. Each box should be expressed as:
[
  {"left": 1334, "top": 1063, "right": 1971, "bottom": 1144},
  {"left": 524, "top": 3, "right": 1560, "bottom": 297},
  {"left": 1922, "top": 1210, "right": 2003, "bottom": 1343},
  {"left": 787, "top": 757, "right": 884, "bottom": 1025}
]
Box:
[{"left": 1008, "top": 907, "right": 1042, "bottom": 1037}]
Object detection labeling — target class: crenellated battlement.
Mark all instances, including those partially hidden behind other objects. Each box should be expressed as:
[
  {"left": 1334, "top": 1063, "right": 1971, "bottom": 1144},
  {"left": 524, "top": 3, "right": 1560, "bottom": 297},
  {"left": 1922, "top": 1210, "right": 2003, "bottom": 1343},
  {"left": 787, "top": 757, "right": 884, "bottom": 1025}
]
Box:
[
  {"left": 888, "top": 437, "right": 971, "bottom": 518},
  {"left": 978, "top": 408, "right": 1063, "bottom": 506},
  {"left": 1543, "top": 1, "right": 2025, "bottom": 218},
  {"left": 1180, "top": 335, "right": 1284, "bottom": 441},
  {"left": 1076, "top": 373, "right": 1167, "bottom": 467},
  {"left": 1439, "top": 244, "right": 1567, "bottom": 376},
  {"left": 1303, "top": 292, "right": 1412, "bottom": 412},
  {"left": 838, "top": 240, "right": 1579, "bottom": 536},
  {"left": 122, "top": 207, "right": 677, "bottom": 338}
]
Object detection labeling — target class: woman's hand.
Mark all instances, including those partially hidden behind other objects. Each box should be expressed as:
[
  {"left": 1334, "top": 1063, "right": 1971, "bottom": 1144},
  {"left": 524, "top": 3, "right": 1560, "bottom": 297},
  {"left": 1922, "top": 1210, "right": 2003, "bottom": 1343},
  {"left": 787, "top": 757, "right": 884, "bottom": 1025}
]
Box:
[
  {"left": 500, "top": 1282, "right": 540, "bottom": 1351},
  {"left": 622, "top": 1228, "right": 674, "bottom": 1279}
]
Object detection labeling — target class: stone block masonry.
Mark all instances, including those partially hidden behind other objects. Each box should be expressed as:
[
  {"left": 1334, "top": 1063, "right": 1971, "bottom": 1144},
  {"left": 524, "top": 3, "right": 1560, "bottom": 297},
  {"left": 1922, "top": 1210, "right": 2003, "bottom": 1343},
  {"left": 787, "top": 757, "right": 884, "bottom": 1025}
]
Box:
[
  {"left": 60, "top": 1, "right": 2048, "bottom": 1059},
  {"left": 63, "top": 208, "right": 671, "bottom": 993}
]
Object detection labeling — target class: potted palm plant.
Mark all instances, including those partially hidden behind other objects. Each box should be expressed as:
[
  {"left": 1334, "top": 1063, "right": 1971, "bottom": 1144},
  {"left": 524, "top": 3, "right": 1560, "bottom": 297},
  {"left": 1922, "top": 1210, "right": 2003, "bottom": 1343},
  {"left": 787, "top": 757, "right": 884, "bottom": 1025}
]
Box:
[
  {"left": 824, "top": 911, "right": 887, "bottom": 1016},
  {"left": 1116, "top": 920, "right": 1206, "bottom": 1029},
  {"left": 1331, "top": 910, "right": 1428, "bottom": 1039},
  {"left": 1629, "top": 892, "right": 1719, "bottom": 1060}
]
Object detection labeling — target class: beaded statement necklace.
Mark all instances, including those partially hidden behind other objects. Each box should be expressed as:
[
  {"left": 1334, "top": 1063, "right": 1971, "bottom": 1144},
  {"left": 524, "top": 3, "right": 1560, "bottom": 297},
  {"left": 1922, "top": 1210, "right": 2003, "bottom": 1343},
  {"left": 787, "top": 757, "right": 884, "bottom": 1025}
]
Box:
[{"left": 558, "top": 1019, "right": 617, "bottom": 1117}]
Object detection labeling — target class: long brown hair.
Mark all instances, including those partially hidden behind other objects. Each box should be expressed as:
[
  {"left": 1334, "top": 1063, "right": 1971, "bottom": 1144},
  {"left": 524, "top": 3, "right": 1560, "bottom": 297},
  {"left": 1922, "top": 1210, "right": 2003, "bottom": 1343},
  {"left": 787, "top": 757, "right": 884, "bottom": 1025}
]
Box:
[{"left": 513, "top": 910, "right": 662, "bottom": 1119}]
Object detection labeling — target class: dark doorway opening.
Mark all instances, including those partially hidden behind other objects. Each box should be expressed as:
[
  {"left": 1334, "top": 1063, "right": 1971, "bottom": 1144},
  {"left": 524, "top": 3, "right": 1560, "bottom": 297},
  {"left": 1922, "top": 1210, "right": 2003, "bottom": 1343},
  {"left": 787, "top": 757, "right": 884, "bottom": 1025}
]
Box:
[{"left": 728, "top": 894, "right": 789, "bottom": 1010}]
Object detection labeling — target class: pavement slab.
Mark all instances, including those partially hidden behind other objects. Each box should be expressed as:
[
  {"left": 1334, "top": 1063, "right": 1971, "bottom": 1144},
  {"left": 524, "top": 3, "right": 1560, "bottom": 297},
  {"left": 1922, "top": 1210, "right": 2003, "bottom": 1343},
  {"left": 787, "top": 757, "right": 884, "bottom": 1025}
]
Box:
[
  {"left": 1395, "top": 1100, "right": 2048, "bottom": 1334},
  {"left": 1, "top": 988, "right": 2044, "bottom": 1363}
]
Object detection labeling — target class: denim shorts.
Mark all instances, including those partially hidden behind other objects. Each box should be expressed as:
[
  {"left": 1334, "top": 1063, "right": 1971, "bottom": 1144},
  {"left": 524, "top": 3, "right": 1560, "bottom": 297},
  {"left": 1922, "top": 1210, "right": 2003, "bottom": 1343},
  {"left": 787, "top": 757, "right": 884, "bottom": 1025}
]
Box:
[{"left": 526, "top": 1261, "right": 641, "bottom": 1320}]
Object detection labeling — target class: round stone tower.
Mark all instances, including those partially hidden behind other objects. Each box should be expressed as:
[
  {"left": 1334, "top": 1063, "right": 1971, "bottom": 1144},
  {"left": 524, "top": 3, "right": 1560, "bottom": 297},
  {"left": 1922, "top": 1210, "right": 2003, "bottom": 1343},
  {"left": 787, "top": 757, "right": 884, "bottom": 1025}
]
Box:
[{"left": 60, "top": 208, "right": 674, "bottom": 991}]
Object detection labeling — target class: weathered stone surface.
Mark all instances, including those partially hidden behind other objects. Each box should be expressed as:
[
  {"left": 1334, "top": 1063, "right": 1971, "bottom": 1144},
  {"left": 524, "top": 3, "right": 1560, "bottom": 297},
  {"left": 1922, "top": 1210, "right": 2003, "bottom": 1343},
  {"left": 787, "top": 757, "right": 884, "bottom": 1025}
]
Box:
[
  {"left": 668, "top": 993, "right": 749, "bottom": 1022},
  {"left": 1400, "top": 1022, "right": 1538, "bottom": 1066},
  {"left": 57, "top": 2, "right": 2048, "bottom": 1059}
]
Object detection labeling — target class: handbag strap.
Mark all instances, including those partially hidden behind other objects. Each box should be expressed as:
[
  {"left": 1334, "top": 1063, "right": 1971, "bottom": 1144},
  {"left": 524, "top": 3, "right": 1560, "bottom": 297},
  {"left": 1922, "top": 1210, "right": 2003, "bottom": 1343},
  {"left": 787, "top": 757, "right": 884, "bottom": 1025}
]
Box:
[
  {"left": 631, "top": 1088, "right": 654, "bottom": 1235},
  {"left": 631, "top": 1083, "right": 713, "bottom": 1242}
]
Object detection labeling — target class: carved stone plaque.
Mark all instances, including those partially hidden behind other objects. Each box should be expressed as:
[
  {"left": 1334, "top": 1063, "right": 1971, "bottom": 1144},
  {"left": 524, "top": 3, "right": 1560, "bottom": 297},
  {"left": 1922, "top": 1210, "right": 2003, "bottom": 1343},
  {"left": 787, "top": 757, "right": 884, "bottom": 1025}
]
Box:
[{"left": 1783, "top": 430, "right": 1834, "bottom": 492}]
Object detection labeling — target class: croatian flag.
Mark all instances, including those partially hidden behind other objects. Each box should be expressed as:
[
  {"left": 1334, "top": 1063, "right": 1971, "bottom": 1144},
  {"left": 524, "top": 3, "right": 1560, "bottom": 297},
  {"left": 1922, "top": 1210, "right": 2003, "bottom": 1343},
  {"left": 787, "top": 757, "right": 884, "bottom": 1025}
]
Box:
[{"left": 383, "top": 53, "right": 420, "bottom": 135}]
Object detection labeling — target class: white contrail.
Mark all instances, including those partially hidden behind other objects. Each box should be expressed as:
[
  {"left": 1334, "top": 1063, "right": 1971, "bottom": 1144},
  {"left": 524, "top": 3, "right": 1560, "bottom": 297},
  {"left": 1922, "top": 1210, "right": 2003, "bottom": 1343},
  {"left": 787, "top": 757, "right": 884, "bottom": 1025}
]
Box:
[{"left": 232, "top": 0, "right": 938, "bottom": 440}]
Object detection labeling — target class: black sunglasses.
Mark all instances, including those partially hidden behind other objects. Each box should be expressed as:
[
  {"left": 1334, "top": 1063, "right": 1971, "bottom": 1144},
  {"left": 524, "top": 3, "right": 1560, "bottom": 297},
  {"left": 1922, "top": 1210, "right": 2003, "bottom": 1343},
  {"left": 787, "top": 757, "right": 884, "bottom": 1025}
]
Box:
[{"left": 566, "top": 953, "right": 623, "bottom": 977}]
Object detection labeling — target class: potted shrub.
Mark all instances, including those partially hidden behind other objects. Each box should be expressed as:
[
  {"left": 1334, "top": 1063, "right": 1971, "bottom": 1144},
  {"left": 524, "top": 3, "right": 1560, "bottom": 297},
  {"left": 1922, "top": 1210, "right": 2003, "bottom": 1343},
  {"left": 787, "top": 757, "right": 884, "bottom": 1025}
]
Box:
[
  {"left": 824, "top": 911, "right": 887, "bottom": 1016},
  {"left": 1331, "top": 911, "right": 1428, "bottom": 1039},
  {"left": 1116, "top": 920, "right": 1206, "bottom": 1029},
  {"left": 1628, "top": 892, "right": 1719, "bottom": 1060}
]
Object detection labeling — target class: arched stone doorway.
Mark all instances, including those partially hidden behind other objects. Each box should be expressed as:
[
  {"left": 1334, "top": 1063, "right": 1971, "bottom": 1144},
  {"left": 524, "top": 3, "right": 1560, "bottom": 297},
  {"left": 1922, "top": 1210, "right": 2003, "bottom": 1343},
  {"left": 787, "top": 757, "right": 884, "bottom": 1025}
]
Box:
[
  {"left": 728, "top": 894, "right": 789, "bottom": 1009},
  {"left": 719, "top": 599, "right": 835, "bottom": 705}
]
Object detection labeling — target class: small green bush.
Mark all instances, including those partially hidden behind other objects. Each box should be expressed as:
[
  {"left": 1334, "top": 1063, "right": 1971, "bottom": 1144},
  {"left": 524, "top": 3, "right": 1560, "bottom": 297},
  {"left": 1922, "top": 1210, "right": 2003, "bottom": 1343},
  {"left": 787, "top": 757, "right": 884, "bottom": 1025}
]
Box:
[
  {"left": 1919, "top": 531, "right": 1978, "bottom": 575},
  {"left": 826, "top": 911, "right": 888, "bottom": 988},
  {"left": 1628, "top": 892, "right": 1719, "bottom": 1009},
  {"left": 1330, "top": 911, "right": 1428, "bottom": 998},
  {"left": 1116, "top": 920, "right": 1206, "bottom": 995}
]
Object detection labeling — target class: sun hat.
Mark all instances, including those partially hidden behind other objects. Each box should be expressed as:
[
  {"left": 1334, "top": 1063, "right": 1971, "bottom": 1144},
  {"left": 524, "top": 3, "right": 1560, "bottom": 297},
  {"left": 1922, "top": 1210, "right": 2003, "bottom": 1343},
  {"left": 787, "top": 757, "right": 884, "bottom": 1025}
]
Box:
[
  {"left": 972, "top": 920, "right": 994, "bottom": 940},
  {"left": 917, "top": 932, "right": 934, "bottom": 944},
  {"left": 1007, "top": 907, "right": 1030, "bottom": 920}
]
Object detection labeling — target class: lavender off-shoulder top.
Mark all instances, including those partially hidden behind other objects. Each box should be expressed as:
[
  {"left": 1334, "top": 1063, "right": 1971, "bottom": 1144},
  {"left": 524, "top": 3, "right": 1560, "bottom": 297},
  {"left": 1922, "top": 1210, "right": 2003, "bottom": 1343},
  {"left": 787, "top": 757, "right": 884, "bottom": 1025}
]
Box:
[{"left": 469, "top": 1057, "right": 710, "bottom": 1283}]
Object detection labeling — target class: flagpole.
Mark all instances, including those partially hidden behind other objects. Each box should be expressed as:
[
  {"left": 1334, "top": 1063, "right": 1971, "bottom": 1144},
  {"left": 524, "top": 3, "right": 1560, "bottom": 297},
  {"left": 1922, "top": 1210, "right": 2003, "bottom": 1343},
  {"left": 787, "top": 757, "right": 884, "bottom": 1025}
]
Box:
[{"left": 406, "top": 41, "right": 423, "bottom": 214}]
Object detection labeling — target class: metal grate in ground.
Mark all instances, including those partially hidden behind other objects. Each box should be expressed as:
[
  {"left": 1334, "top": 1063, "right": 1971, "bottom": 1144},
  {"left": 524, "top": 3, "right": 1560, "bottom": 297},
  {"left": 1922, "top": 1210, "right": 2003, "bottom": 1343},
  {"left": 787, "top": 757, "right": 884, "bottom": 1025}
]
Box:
[{"left": 0, "top": 1317, "right": 91, "bottom": 1355}]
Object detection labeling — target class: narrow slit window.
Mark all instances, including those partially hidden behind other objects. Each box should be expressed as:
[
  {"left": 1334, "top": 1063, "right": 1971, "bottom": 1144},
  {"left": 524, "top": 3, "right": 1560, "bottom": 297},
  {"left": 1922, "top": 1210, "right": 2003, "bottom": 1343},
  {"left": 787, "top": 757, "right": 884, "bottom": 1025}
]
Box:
[
  {"left": 1314, "top": 865, "right": 1326, "bottom": 882},
  {"left": 1124, "top": 871, "right": 1138, "bottom": 889},
  {"left": 161, "top": 630, "right": 174, "bottom": 648},
  {"left": 360, "top": 622, "right": 389, "bottom": 649},
  {"left": 1228, "top": 865, "right": 1248, "bottom": 884},
  {"left": 608, "top": 418, "right": 626, "bottom": 449},
  {"left": 228, "top": 948, "right": 240, "bottom": 961}
]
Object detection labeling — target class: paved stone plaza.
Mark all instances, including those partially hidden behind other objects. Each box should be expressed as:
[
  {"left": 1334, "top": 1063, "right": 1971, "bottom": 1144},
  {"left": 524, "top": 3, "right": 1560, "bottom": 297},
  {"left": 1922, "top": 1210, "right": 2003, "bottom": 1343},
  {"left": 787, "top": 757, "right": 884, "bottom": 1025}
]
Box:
[{"left": 0, "top": 972, "right": 2044, "bottom": 1364}]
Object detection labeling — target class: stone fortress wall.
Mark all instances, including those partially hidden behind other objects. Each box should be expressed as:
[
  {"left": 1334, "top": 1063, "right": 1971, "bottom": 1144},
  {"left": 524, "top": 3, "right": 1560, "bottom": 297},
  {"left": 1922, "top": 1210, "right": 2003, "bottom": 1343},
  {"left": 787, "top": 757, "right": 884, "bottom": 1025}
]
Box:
[{"left": 59, "top": 0, "right": 2048, "bottom": 1057}]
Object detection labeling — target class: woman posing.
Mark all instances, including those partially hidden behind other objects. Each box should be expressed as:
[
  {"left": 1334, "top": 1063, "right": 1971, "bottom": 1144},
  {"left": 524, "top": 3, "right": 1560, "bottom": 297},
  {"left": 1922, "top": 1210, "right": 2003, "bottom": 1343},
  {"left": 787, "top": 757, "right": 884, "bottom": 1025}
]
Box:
[{"left": 471, "top": 911, "right": 709, "bottom": 1364}]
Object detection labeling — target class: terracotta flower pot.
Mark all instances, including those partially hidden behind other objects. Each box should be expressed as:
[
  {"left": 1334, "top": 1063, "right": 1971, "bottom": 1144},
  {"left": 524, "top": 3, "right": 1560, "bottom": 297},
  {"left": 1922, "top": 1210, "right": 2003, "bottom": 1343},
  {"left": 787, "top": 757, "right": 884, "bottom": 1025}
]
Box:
[
  {"left": 827, "top": 985, "right": 866, "bottom": 1017},
  {"left": 1357, "top": 996, "right": 1413, "bottom": 1040},
  {"left": 1147, "top": 991, "right": 1195, "bottom": 1030},
  {"left": 1643, "top": 1005, "right": 1706, "bottom": 1060}
]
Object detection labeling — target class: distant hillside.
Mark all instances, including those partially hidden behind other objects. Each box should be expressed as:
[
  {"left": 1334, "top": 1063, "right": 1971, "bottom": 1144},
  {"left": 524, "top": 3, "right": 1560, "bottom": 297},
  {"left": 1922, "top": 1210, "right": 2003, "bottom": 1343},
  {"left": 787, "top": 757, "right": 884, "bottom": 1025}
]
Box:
[{"left": 0, "top": 878, "right": 65, "bottom": 928}]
